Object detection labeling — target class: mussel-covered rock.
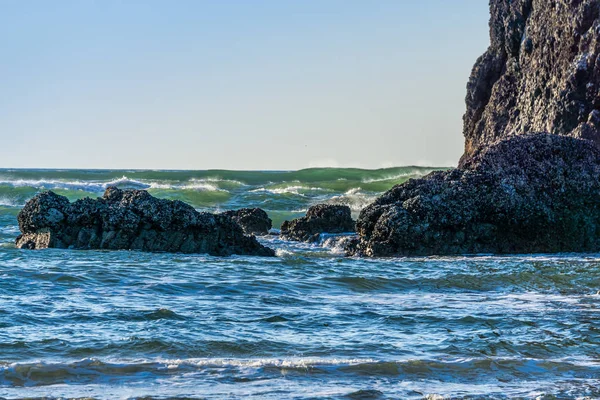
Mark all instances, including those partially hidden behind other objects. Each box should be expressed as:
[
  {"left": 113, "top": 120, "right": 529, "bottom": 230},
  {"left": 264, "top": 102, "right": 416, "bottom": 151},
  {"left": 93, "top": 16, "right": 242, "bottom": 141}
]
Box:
[
  {"left": 281, "top": 204, "right": 355, "bottom": 242},
  {"left": 16, "top": 187, "right": 275, "bottom": 257},
  {"left": 350, "top": 134, "right": 600, "bottom": 256},
  {"left": 220, "top": 208, "right": 272, "bottom": 236}
]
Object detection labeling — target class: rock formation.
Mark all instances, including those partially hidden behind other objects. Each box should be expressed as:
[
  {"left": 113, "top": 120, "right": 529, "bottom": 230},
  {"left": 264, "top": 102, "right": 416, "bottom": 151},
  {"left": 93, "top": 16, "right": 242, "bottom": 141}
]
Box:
[
  {"left": 281, "top": 204, "right": 355, "bottom": 242},
  {"left": 350, "top": 134, "right": 600, "bottom": 256},
  {"left": 16, "top": 187, "right": 275, "bottom": 257},
  {"left": 220, "top": 208, "right": 272, "bottom": 236},
  {"left": 463, "top": 0, "right": 600, "bottom": 162},
  {"left": 350, "top": 0, "right": 600, "bottom": 257}
]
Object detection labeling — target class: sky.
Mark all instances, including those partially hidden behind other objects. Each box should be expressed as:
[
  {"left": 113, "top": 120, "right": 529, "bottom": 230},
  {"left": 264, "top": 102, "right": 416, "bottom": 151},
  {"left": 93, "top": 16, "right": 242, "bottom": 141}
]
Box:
[{"left": 0, "top": 1, "right": 490, "bottom": 170}]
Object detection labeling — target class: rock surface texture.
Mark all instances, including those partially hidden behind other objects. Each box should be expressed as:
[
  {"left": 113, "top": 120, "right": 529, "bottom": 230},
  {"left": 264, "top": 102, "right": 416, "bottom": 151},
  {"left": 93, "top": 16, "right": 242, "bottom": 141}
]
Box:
[
  {"left": 219, "top": 208, "right": 272, "bottom": 236},
  {"left": 463, "top": 0, "right": 600, "bottom": 162},
  {"left": 351, "top": 134, "right": 600, "bottom": 256},
  {"left": 351, "top": 0, "right": 600, "bottom": 257},
  {"left": 281, "top": 204, "right": 355, "bottom": 242},
  {"left": 16, "top": 187, "right": 275, "bottom": 257}
]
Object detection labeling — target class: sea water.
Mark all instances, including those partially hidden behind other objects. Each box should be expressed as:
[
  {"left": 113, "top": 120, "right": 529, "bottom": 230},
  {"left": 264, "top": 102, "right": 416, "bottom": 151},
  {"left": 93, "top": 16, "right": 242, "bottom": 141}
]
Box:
[{"left": 0, "top": 168, "right": 599, "bottom": 399}]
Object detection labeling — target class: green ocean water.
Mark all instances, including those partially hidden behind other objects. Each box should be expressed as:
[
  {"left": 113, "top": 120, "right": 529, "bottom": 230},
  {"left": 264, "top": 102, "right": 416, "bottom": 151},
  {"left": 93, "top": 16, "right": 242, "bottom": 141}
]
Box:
[
  {"left": 0, "top": 167, "right": 441, "bottom": 228},
  {"left": 0, "top": 168, "right": 599, "bottom": 399}
]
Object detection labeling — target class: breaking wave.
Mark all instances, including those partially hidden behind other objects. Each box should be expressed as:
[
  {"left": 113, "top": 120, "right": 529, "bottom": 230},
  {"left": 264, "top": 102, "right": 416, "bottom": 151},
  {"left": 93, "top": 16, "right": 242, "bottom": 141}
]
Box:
[{"left": 0, "top": 167, "right": 441, "bottom": 224}]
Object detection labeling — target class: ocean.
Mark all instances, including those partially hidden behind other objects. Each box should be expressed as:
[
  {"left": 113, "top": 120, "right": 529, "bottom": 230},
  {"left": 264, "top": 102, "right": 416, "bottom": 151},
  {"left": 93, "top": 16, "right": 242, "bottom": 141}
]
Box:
[{"left": 0, "top": 168, "right": 599, "bottom": 399}]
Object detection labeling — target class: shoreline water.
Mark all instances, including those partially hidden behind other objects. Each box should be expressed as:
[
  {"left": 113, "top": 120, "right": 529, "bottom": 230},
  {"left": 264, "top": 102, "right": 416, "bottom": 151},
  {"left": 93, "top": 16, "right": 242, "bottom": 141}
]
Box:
[
  {"left": 1, "top": 169, "right": 600, "bottom": 398},
  {"left": 1, "top": 243, "right": 599, "bottom": 399}
]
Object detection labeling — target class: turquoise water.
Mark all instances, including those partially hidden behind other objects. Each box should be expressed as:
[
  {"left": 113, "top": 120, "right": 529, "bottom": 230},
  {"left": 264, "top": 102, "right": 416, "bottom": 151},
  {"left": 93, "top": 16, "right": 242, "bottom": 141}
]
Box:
[{"left": 0, "top": 169, "right": 599, "bottom": 399}]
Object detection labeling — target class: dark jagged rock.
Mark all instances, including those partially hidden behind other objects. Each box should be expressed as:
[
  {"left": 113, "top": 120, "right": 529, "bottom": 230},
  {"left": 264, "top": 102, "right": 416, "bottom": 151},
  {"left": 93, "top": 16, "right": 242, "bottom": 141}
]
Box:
[
  {"left": 16, "top": 187, "right": 275, "bottom": 257},
  {"left": 351, "top": 1, "right": 600, "bottom": 257},
  {"left": 463, "top": 0, "right": 600, "bottom": 162},
  {"left": 219, "top": 208, "right": 272, "bottom": 236},
  {"left": 281, "top": 204, "right": 355, "bottom": 242},
  {"left": 350, "top": 134, "right": 600, "bottom": 257}
]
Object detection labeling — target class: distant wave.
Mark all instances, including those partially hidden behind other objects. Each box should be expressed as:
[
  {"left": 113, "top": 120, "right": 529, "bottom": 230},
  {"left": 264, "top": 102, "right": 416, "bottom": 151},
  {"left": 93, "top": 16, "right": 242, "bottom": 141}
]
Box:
[
  {"left": 189, "top": 177, "right": 245, "bottom": 186},
  {"left": 250, "top": 186, "right": 328, "bottom": 195},
  {"left": 0, "top": 167, "right": 446, "bottom": 218},
  {"left": 360, "top": 168, "right": 437, "bottom": 183},
  {"left": 0, "top": 176, "right": 150, "bottom": 192},
  {"left": 151, "top": 182, "right": 227, "bottom": 192},
  {"left": 0, "top": 176, "right": 229, "bottom": 193}
]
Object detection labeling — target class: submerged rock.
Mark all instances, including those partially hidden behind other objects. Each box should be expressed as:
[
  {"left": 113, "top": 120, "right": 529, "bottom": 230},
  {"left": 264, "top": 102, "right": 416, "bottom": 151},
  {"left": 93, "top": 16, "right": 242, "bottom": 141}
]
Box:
[
  {"left": 16, "top": 187, "right": 275, "bottom": 257},
  {"left": 219, "top": 208, "right": 272, "bottom": 236},
  {"left": 463, "top": 0, "right": 600, "bottom": 161},
  {"left": 281, "top": 204, "right": 355, "bottom": 242},
  {"left": 350, "top": 134, "right": 600, "bottom": 256}
]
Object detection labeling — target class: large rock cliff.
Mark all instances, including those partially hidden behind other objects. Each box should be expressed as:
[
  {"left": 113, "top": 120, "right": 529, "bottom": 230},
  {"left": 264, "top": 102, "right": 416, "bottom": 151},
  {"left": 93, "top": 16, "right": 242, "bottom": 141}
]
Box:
[
  {"left": 351, "top": 0, "right": 600, "bottom": 257},
  {"left": 463, "top": 0, "right": 600, "bottom": 163}
]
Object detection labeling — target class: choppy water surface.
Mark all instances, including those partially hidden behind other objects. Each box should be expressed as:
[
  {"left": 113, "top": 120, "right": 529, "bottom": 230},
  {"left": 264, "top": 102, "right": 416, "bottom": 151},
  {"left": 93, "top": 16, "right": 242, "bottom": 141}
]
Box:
[{"left": 0, "top": 169, "right": 599, "bottom": 399}]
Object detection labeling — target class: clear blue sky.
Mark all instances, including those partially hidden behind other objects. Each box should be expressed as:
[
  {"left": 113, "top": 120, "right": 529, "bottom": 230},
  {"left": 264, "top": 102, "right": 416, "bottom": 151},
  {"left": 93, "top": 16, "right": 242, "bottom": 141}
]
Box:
[{"left": 0, "top": 1, "right": 490, "bottom": 170}]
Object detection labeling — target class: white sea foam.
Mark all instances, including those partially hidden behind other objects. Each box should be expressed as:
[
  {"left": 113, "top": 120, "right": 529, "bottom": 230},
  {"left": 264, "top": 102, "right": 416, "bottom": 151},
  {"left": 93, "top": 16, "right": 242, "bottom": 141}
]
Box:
[
  {"left": 322, "top": 188, "right": 377, "bottom": 211},
  {"left": 250, "top": 186, "right": 323, "bottom": 195},
  {"left": 149, "top": 182, "right": 225, "bottom": 192},
  {"left": 0, "top": 176, "right": 150, "bottom": 192},
  {"left": 5, "top": 355, "right": 596, "bottom": 375},
  {"left": 179, "top": 183, "right": 225, "bottom": 192},
  {"left": 0, "top": 356, "right": 380, "bottom": 384},
  {"left": 275, "top": 248, "right": 295, "bottom": 257},
  {"left": 0, "top": 176, "right": 229, "bottom": 193},
  {"left": 0, "top": 226, "right": 20, "bottom": 235},
  {"left": 161, "top": 357, "right": 379, "bottom": 369},
  {"left": 189, "top": 177, "right": 245, "bottom": 186},
  {"left": 361, "top": 169, "right": 436, "bottom": 183},
  {"left": 320, "top": 234, "right": 358, "bottom": 255},
  {"left": 0, "top": 197, "right": 21, "bottom": 207}
]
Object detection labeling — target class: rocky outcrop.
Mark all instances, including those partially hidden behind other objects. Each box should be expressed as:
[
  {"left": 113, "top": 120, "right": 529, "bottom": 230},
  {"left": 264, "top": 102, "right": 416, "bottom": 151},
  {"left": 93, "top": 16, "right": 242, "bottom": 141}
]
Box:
[
  {"left": 16, "top": 187, "right": 275, "bottom": 257},
  {"left": 463, "top": 0, "right": 600, "bottom": 162},
  {"left": 349, "top": 1, "right": 600, "bottom": 257},
  {"left": 350, "top": 134, "right": 600, "bottom": 256},
  {"left": 281, "top": 204, "right": 355, "bottom": 242},
  {"left": 220, "top": 208, "right": 272, "bottom": 236}
]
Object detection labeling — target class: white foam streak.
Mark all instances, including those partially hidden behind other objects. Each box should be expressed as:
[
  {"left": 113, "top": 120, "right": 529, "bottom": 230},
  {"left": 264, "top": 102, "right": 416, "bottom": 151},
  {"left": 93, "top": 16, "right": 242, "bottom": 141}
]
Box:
[
  {"left": 180, "top": 183, "right": 223, "bottom": 192},
  {"left": 0, "top": 197, "right": 21, "bottom": 207},
  {"left": 250, "top": 186, "right": 325, "bottom": 195},
  {"left": 163, "top": 357, "right": 378, "bottom": 369},
  {"left": 1, "top": 357, "right": 378, "bottom": 371},
  {"left": 323, "top": 188, "right": 377, "bottom": 211},
  {"left": 0, "top": 176, "right": 228, "bottom": 193},
  {"left": 361, "top": 169, "right": 436, "bottom": 183},
  {"left": 0, "top": 176, "right": 150, "bottom": 192},
  {"left": 190, "top": 178, "right": 245, "bottom": 186}
]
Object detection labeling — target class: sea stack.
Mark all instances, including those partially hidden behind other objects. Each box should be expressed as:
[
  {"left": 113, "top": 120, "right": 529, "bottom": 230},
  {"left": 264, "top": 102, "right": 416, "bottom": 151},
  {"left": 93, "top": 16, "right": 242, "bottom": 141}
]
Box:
[
  {"left": 463, "top": 0, "right": 600, "bottom": 160},
  {"left": 16, "top": 187, "right": 275, "bottom": 257},
  {"left": 350, "top": 0, "right": 600, "bottom": 257}
]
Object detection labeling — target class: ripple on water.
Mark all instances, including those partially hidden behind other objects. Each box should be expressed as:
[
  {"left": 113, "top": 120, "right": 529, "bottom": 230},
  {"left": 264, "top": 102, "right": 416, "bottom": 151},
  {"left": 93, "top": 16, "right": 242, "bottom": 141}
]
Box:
[{"left": 1, "top": 245, "right": 600, "bottom": 398}]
